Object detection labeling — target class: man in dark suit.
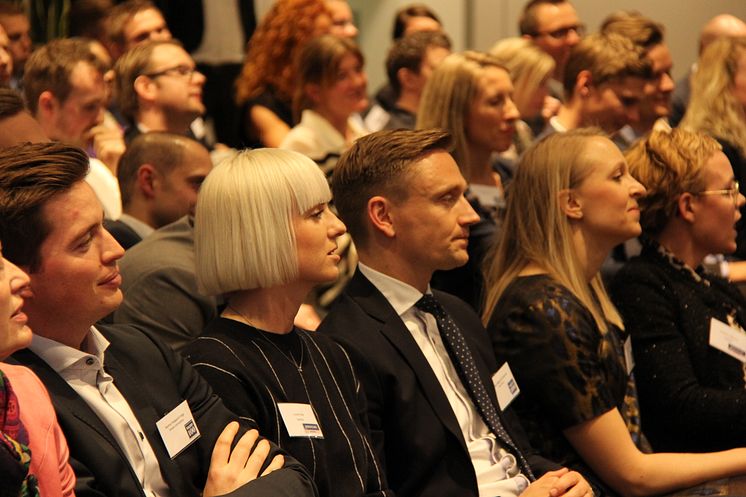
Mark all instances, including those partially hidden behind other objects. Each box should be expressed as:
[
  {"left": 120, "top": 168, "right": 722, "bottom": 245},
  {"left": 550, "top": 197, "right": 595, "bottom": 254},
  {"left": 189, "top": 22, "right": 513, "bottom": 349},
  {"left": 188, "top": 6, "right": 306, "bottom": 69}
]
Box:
[
  {"left": 105, "top": 132, "right": 212, "bottom": 249},
  {"left": 319, "top": 129, "right": 593, "bottom": 497},
  {"left": 0, "top": 142, "right": 316, "bottom": 497}
]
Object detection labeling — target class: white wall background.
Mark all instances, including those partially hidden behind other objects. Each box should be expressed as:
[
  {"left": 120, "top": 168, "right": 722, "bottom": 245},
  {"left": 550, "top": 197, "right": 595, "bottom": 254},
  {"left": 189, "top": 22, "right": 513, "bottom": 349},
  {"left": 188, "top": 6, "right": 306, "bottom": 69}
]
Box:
[{"left": 256, "top": 1, "right": 746, "bottom": 92}]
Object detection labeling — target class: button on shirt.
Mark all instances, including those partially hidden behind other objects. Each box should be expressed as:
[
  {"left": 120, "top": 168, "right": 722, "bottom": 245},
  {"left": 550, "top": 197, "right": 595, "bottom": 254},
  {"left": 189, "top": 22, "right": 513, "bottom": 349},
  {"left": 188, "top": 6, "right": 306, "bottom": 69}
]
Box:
[
  {"left": 30, "top": 327, "right": 170, "bottom": 497},
  {"left": 359, "top": 264, "right": 530, "bottom": 497}
]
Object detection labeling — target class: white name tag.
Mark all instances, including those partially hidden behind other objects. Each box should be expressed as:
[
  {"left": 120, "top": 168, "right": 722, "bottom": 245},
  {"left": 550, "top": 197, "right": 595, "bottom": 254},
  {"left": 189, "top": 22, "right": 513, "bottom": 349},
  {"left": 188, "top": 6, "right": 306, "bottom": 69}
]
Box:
[
  {"left": 624, "top": 337, "right": 635, "bottom": 376},
  {"left": 709, "top": 318, "right": 746, "bottom": 362},
  {"left": 277, "top": 403, "right": 324, "bottom": 438},
  {"left": 492, "top": 362, "right": 520, "bottom": 411},
  {"left": 156, "top": 400, "right": 201, "bottom": 458}
]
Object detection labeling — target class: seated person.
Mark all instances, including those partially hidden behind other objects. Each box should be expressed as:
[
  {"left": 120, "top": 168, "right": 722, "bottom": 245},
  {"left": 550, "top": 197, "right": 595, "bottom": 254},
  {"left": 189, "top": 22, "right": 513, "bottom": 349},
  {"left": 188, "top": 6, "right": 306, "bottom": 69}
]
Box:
[
  {"left": 0, "top": 243, "right": 75, "bottom": 497},
  {"left": 483, "top": 128, "right": 746, "bottom": 497},
  {"left": 613, "top": 128, "right": 746, "bottom": 452},
  {"left": 184, "top": 148, "right": 391, "bottom": 497},
  {"left": 0, "top": 142, "right": 315, "bottom": 497}
]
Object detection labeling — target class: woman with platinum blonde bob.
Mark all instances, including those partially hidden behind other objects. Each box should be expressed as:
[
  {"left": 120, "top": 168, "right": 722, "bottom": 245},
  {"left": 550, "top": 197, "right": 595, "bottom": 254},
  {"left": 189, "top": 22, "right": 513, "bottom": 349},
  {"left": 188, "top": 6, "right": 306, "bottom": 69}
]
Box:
[
  {"left": 482, "top": 128, "right": 746, "bottom": 497},
  {"left": 184, "top": 148, "right": 392, "bottom": 497},
  {"left": 612, "top": 128, "right": 746, "bottom": 453}
]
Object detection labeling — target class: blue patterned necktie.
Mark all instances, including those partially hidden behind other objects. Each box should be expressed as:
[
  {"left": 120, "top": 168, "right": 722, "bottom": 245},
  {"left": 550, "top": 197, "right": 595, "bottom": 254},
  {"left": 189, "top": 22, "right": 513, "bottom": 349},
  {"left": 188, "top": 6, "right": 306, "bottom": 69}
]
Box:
[{"left": 415, "top": 294, "right": 535, "bottom": 480}]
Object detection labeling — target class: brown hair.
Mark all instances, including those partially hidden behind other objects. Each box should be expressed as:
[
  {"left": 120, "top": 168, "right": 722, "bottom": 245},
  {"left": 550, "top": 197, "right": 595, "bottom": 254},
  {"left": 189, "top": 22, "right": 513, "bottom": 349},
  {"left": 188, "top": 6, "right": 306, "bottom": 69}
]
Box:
[
  {"left": 386, "top": 30, "right": 451, "bottom": 96},
  {"left": 235, "top": 0, "right": 331, "bottom": 106},
  {"left": 332, "top": 128, "right": 452, "bottom": 246},
  {"left": 0, "top": 142, "right": 89, "bottom": 271},
  {"left": 392, "top": 3, "right": 441, "bottom": 40},
  {"left": 624, "top": 128, "right": 721, "bottom": 236},
  {"left": 293, "top": 34, "right": 364, "bottom": 119},
  {"left": 106, "top": 0, "right": 158, "bottom": 47},
  {"left": 600, "top": 10, "right": 665, "bottom": 51},
  {"left": 519, "top": 0, "right": 566, "bottom": 36},
  {"left": 23, "top": 38, "right": 104, "bottom": 114},
  {"left": 563, "top": 32, "right": 651, "bottom": 96},
  {"left": 0, "top": 87, "right": 24, "bottom": 118}
]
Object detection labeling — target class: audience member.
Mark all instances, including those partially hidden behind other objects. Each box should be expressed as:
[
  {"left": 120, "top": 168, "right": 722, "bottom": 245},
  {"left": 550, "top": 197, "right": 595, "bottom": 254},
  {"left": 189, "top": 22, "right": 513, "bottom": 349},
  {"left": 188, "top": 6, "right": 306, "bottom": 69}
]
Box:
[
  {"left": 392, "top": 3, "right": 442, "bottom": 40},
  {"left": 0, "top": 2, "right": 30, "bottom": 91},
  {"left": 670, "top": 14, "right": 746, "bottom": 127},
  {"left": 364, "top": 30, "right": 451, "bottom": 132},
  {"left": 613, "top": 128, "right": 746, "bottom": 452},
  {"left": 107, "top": 132, "right": 212, "bottom": 249},
  {"left": 106, "top": 0, "right": 172, "bottom": 61},
  {"left": 542, "top": 33, "right": 650, "bottom": 138},
  {"left": 0, "top": 141, "right": 315, "bottom": 497},
  {"left": 235, "top": 0, "right": 335, "bottom": 148},
  {"left": 23, "top": 38, "right": 122, "bottom": 219},
  {"left": 68, "top": 0, "right": 114, "bottom": 42},
  {"left": 0, "top": 243, "right": 75, "bottom": 497},
  {"left": 519, "top": 0, "right": 583, "bottom": 100},
  {"left": 326, "top": 0, "right": 358, "bottom": 39},
  {"left": 0, "top": 88, "right": 47, "bottom": 148},
  {"left": 417, "top": 51, "right": 519, "bottom": 311},
  {"left": 185, "top": 148, "right": 392, "bottom": 497},
  {"left": 0, "top": 23, "right": 12, "bottom": 87},
  {"left": 483, "top": 128, "right": 746, "bottom": 497},
  {"left": 601, "top": 11, "right": 674, "bottom": 148},
  {"left": 490, "top": 37, "right": 557, "bottom": 151},
  {"left": 320, "top": 128, "right": 593, "bottom": 497},
  {"left": 681, "top": 37, "right": 746, "bottom": 259},
  {"left": 114, "top": 39, "right": 209, "bottom": 149}
]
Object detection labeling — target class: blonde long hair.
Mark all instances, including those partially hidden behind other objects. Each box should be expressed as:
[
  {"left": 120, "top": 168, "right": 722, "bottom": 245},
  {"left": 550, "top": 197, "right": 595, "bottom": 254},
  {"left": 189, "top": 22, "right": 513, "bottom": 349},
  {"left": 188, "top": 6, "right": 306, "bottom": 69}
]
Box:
[
  {"left": 482, "top": 129, "right": 624, "bottom": 332},
  {"left": 681, "top": 37, "right": 746, "bottom": 157}
]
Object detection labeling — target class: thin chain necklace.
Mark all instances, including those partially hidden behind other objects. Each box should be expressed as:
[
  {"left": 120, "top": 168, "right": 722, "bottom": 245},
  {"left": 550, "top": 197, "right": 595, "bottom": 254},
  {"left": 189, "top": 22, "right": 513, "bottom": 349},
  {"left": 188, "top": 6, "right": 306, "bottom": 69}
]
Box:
[{"left": 225, "top": 304, "right": 305, "bottom": 372}]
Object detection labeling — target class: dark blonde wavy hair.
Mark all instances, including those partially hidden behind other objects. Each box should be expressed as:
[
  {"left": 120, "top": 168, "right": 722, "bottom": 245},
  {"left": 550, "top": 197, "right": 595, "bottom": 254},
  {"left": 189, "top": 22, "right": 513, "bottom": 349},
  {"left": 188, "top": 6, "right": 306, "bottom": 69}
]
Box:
[{"left": 235, "top": 0, "right": 330, "bottom": 106}]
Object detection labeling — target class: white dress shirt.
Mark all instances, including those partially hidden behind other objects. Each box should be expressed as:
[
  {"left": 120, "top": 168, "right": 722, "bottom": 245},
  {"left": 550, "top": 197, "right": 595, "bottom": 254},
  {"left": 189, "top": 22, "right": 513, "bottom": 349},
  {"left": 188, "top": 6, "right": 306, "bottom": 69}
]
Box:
[
  {"left": 359, "top": 263, "right": 530, "bottom": 497},
  {"left": 30, "top": 328, "right": 170, "bottom": 497}
]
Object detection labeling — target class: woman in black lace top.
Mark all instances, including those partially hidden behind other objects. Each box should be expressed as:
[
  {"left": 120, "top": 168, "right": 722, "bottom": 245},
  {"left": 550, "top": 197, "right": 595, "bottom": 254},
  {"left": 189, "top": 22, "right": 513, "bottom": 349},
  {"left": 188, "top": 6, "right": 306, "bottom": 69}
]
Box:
[
  {"left": 184, "top": 148, "right": 392, "bottom": 497},
  {"left": 482, "top": 129, "right": 746, "bottom": 497},
  {"left": 612, "top": 128, "right": 746, "bottom": 452}
]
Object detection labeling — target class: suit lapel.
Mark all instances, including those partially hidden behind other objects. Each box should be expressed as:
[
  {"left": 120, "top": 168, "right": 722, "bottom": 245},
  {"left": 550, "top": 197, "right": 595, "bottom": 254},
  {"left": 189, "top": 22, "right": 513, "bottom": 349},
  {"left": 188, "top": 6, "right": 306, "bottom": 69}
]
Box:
[{"left": 348, "top": 272, "right": 470, "bottom": 453}]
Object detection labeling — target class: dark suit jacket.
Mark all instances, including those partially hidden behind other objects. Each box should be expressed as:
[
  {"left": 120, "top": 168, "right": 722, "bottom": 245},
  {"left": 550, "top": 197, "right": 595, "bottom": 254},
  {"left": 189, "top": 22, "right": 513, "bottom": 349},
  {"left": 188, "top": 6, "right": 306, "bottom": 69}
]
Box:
[
  {"left": 12, "top": 324, "right": 316, "bottom": 497},
  {"left": 318, "top": 270, "right": 558, "bottom": 497},
  {"left": 104, "top": 219, "right": 143, "bottom": 250}
]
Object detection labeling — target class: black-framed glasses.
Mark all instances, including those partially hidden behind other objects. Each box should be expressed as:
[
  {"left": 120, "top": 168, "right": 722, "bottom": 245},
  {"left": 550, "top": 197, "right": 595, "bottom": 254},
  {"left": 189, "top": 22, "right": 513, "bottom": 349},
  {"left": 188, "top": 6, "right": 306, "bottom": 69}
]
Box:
[
  {"left": 143, "top": 64, "right": 199, "bottom": 80},
  {"left": 694, "top": 181, "right": 740, "bottom": 205},
  {"left": 533, "top": 23, "right": 585, "bottom": 40}
]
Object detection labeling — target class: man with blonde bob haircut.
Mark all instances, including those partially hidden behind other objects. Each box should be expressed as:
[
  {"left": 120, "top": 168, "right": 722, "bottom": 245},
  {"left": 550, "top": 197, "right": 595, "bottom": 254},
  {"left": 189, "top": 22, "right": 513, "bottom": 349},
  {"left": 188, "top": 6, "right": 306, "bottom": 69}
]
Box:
[
  {"left": 542, "top": 32, "right": 651, "bottom": 137},
  {"left": 320, "top": 128, "right": 594, "bottom": 497}
]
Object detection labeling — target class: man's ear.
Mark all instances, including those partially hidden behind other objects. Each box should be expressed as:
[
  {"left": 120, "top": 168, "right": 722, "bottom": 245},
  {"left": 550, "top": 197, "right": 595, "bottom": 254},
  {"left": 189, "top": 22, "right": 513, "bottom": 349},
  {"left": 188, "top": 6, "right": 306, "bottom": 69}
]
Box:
[
  {"left": 136, "top": 164, "right": 158, "bottom": 198},
  {"left": 575, "top": 70, "right": 593, "bottom": 98},
  {"left": 678, "top": 192, "right": 697, "bottom": 223},
  {"left": 37, "top": 91, "right": 57, "bottom": 117},
  {"left": 134, "top": 74, "right": 157, "bottom": 103},
  {"left": 367, "top": 195, "right": 396, "bottom": 238},
  {"left": 397, "top": 67, "right": 418, "bottom": 92},
  {"left": 558, "top": 188, "right": 583, "bottom": 220}
]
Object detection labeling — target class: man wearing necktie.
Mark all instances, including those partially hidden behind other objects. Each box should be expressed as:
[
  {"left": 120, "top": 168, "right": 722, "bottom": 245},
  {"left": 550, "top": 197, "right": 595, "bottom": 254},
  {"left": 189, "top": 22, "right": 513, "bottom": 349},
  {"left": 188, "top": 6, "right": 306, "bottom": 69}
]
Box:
[{"left": 319, "top": 128, "right": 594, "bottom": 497}]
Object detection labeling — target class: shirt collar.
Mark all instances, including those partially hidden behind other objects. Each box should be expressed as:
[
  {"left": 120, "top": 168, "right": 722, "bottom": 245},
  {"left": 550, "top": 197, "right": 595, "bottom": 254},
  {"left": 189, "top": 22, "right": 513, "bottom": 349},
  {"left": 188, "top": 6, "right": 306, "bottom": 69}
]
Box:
[
  {"left": 29, "top": 326, "right": 110, "bottom": 373},
  {"left": 358, "top": 262, "right": 431, "bottom": 317}
]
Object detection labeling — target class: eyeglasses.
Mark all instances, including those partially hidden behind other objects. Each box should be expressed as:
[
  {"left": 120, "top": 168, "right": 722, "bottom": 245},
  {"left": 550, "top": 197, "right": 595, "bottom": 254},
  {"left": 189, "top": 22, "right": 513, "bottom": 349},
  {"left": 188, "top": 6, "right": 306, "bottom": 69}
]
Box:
[
  {"left": 143, "top": 65, "right": 199, "bottom": 81},
  {"left": 694, "top": 181, "right": 740, "bottom": 204},
  {"left": 533, "top": 24, "right": 585, "bottom": 40}
]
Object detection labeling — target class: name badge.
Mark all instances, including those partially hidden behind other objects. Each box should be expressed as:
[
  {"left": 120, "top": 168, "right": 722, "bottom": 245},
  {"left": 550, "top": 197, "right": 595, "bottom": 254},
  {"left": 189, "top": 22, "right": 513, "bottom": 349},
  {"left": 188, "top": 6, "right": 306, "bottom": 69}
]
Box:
[
  {"left": 277, "top": 403, "right": 324, "bottom": 438},
  {"left": 709, "top": 318, "right": 746, "bottom": 362},
  {"left": 623, "top": 337, "right": 635, "bottom": 376},
  {"left": 156, "top": 400, "right": 201, "bottom": 458},
  {"left": 492, "top": 362, "right": 520, "bottom": 411}
]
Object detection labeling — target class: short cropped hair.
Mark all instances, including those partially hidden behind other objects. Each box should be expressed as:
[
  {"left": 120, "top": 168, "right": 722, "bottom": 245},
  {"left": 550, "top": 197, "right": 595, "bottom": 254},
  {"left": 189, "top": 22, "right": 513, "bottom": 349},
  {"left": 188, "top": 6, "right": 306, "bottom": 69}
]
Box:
[
  {"left": 600, "top": 11, "right": 665, "bottom": 52},
  {"left": 332, "top": 128, "right": 452, "bottom": 247},
  {"left": 563, "top": 32, "right": 651, "bottom": 96},
  {"left": 293, "top": 34, "right": 364, "bottom": 119},
  {"left": 107, "top": 0, "right": 158, "bottom": 47},
  {"left": 0, "top": 142, "right": 89, "bottom": 271},
  {"left": 624, "top": 128, "right": 721, "bottom": 236},
  {"left": 117, "top": 132, "right": 196, "bottom": 207},
  {"left": 392, "top": 4, "right": 441, "bottom": 40},
  {"left": 195, "top": 148, "right": 331, "bottom": 295},
  {"left": 113, "top": 39, "right": 181, "bottom": 120},
  {"left": 386, "top": 30, "right": 451, "bottom": 96},
  {"left": 0, "top": 87, "right": 24, "bottom": 118},
  {"left": 23, "top": 38, "right": 104, "bottom": 114},
  {"left": 519, "top": 0, "right": 566, "bottom": 36}
]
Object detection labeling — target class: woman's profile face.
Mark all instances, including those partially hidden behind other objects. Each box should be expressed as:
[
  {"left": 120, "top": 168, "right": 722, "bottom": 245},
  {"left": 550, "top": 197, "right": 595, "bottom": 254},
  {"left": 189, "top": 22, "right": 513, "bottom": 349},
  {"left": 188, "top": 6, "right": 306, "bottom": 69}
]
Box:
[
  {"left": 293, "top": 203, "right": 347, "bottom": 286},
  {"left": 465, "top": 66, "right": 520, "bottom": 154},
  {"left": 0, "top": 248, "right": 31, "bottom": 360},
  {"left": 571, "top": 137, "right": 646, "bottom": 250},
  {"left": 689, "top": 151, "right": 745, "bottom": 256}
]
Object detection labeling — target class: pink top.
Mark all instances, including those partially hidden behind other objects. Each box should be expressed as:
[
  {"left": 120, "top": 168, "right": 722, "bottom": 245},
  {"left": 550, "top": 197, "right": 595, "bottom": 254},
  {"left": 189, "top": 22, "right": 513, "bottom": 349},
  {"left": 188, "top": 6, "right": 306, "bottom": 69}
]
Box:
[{"left": 2, "top": 363, "right": 76, "bottom": 497}]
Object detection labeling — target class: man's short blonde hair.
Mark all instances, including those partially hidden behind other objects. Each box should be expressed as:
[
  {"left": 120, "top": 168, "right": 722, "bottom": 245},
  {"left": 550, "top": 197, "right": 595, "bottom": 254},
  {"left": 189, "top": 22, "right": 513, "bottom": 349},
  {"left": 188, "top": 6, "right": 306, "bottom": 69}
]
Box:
[{"left": 195, "top": 148, "right": 331, "bottom": 295}]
